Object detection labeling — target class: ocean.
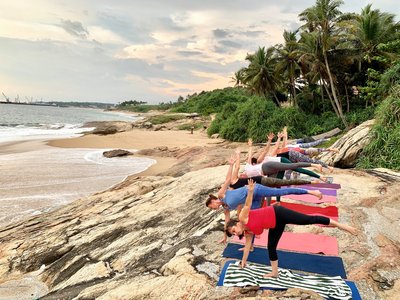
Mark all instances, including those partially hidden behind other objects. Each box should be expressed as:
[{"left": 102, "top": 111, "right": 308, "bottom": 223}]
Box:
[{"left": 0, "top": 104, "right": 155, "bottom": 226}]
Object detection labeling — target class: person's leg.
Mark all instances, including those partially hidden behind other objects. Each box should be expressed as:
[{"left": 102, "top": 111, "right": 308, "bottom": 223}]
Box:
[
  {"left": 262, "top": 161, "right": 314, "bottom": 176},
  {"left": 266, "top": 223, "right": 285, "bottom": 277},
  {"left": 254, "top": 184, "right": 309, "bottom": 199},
  {"left": 280, "top": 157, "right": 322, "bottom": 180},
  {"left": 260, "top": 176, "right": 312, "bottom": 187},
  {"left": 298, "top": 138, "right": 328, "bottom": 148},
  {"left": 289, "top": 150, "right": 329, "bottom": 168},
  {"left": 274, "top": 205, "right": 330, "bottom": 225}
]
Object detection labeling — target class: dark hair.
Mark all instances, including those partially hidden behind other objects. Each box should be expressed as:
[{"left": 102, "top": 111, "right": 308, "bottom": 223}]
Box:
[
  {"left": 205, "top": 194, "right": 218, "bottom": 207},
  {"left": 251, "top": 157, "right": 257, "bottom": 165},
  {"left": 224, "top": 219, "right": 244, "bottom": 239}
]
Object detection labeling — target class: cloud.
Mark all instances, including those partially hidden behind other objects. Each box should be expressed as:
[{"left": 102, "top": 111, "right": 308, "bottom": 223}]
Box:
[
  {"left": 213, "top": 29, "right": 230, "bottom": 38},
  {"left": 60, "top": 19, "right": 89, "bottom": 39}
]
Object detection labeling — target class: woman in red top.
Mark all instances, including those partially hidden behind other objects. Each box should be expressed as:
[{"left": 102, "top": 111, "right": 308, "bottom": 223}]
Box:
[{"left": 225, "top": 179, "right": 357, "bottom": 278}]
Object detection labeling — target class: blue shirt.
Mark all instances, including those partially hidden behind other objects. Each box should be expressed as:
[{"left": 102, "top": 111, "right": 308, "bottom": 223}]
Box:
[{"left": 222, "top": 184, "right": 263, "bottom": 210}]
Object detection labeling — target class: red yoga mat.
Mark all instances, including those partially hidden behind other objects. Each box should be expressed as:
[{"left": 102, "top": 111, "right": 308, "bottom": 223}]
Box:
[
  {"left": 282, "top": 194, "right": 337, "bottom": 204},
  {"left": 231, "top": 230, "right": 339, "bottom": 256},
  {"left": 271, "top": 201, "right": 339, "bottom": 219}
]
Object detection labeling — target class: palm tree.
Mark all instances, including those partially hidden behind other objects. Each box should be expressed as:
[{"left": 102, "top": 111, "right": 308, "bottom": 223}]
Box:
[
  {"left": 231, "top": 68, "right": 246, "bottom": 88},
  {"left": 299, "top": 0, "right": 348, "bottom": 128},
  {"left": 242, "top": 46, "right": 282, "bottom": 107},
  {"left": 276, "top": 30, "right": 300, "bottom": 105}
]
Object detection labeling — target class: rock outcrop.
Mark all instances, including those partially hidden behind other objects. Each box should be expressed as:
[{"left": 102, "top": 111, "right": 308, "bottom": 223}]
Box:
[
  {"left": 319, "top": 120, "right": 375, "bottom": 167},
  {"left": 84, "top": 121, "right": 134, "bottom": 135},
  {"left": 0, "top": 163, "right": 399, "bottom": 300},
  {"left": 103, "top": 149, "right": 133, "bottom": 158}
]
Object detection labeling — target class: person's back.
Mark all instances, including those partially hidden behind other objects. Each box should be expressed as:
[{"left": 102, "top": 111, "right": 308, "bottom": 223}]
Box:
[{"left": 245, "top": 206, "right": 276, "bottom": 234}]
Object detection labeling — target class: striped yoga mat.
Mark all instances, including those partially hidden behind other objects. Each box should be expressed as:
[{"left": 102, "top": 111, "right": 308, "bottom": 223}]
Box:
[
  {"left": 231, "top": 231, "right": 339, "bottom": 256},
  {"left": 218, "top": 260, "right": 360, "bottom": 300},
  {"left": 222, "top": 243, "right": 347, "bottom": 278}
]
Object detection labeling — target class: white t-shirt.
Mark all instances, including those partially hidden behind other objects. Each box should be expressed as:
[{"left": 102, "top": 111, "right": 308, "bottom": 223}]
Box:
[
  {"left": 244, "top": 163, "right": 263, "bottom": 177},
  {"left": 262, "top": 156, "right": 281, "bottom": 163}
]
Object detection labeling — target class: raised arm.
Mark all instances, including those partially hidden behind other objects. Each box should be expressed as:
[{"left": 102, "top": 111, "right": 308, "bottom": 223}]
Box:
[
  {"left": 246, "top": 138, "right": 253, "bottom": 165},
  {"left": 257, "top": 132, "right": 274, "bottom": 163},
  {"left": 282, "top": 126, "right": 288, "bottom": 148},
  {"left": 238, "top": 179, "right": 255, "bottom": 224},
  {"left": 217, "top": 155, "right": 237, "bottom": 199},
  {"left": 268, "top": 132, "right": 283, "bottom": 157},
  {"left": 231, "top": 148, "right": 241, "bottom": 183}
]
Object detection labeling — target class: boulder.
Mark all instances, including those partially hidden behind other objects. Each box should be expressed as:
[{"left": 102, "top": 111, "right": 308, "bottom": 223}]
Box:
[
  {"left": 103, "top": 149, "right": 133, "bottom": 158},
  {"left": 85, "top": 121, "right": 133, "bottom": 135},
  {"left": 319, "top": 120, "right": 375, "bottom": 168}
]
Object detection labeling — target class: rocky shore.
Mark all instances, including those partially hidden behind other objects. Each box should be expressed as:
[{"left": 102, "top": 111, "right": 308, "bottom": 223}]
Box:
[{"left": 0, "top": 118, "right": 399, "bottom": 300}]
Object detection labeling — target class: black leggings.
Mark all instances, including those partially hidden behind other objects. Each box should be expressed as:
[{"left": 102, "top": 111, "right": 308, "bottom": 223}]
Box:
[
  {"left": 267, "top": 206, "right": 330, "bottom": 261},
  {"left": 261, "top": 161, "right": 312, "bottom": 176}
]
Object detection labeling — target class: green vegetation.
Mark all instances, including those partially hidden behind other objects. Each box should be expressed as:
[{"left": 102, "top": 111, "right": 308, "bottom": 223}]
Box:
[
  {"left": 115, "top": 0, "right": 400, "bottom": 169},
  {"left": 146, "top": 114, "right": 187, "bottom": 125},
  {"left": 357, "top": 85, "right": 400, "bottom": 170},
  {"left": 177, "top": 122, "right": 205, "bottom": 131}
]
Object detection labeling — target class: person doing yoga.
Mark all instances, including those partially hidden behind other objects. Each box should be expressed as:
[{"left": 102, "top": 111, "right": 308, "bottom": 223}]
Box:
[
  {"left": 225, "top": 179, "right": 358, "bottom": 278},
  {"left": 228, "top": 149, "right": 319, "bottom": 189},
  {"left": 244, "top": 136, "right": 324, "bottom": 179},
  {"left": 207, "top": 156, "right": 322, "bottom": 243}
]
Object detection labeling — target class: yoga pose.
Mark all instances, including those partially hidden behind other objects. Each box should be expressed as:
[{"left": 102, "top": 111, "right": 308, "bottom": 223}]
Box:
[
  {"left": 229, "top": 149, "right": 319, "bottom": 189},
  {"left": 244, "top": 136, "right": 324, "bottom": 178},
  {"left": 207, "top": 157, "right": 322, "bottom": 243},
  {"left": 225, "top": 179, "right": 357, "bottom": 278}
]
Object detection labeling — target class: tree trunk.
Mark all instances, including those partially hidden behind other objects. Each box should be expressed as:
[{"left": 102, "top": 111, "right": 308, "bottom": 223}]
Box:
[
  {"left": 344, "top": 85, "right": 350, "bottom": 113},
  {"left": 323, "top": 51, "right": 348, "bottom": 128},
  {"left": 322, "top": 80, "right": 340, "bottom": 117}
]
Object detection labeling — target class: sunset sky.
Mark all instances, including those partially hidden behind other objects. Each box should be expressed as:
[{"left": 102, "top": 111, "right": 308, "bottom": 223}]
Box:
[{"left": 0, "top": 0, "right": 398, "bottom": 103}]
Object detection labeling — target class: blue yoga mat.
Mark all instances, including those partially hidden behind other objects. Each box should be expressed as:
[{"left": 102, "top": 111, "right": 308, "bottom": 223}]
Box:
[
  {"left": 222, "top": 243, "right": 347, "bottom": 278},
  {"left": 217, "top": 260, "right": 361, "bottom": 300}
]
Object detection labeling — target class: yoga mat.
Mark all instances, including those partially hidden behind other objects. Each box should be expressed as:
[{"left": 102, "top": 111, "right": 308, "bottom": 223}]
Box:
[
  {"left": 222, "top": 243, "right": 347, "bottom": 278},
  {"left": 305, "top": 183, "right": 341, "bottom": 189},
  {"left": 271, "top": 201, "right": 339, "bottom": 219},
  {"left": 283, "top": 194, "right": 337, "bottom": 203},
  {"left": 231, "top": 231, "right": 339, "bottom": 256},
  {"left": 217, "top": 260, "right": 360, "bottom": 300},
  {"left": 294, "top": 186, "right": 337, "bottom": 196}
]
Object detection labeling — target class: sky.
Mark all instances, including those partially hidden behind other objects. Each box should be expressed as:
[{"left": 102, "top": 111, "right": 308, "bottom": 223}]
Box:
[{"left": 0, "top": 1, "right": 398, "bottom": 104}]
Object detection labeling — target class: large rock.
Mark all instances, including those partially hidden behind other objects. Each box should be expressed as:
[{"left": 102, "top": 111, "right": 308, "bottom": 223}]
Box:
[
  {"left": 319, "top": 120, "right": 375, "bottom": 168},
  {"left": 85, "top": 121, "right": 134, "bottom": 135},
  {"left": 103, "top": 149, "right": 133, "bottom": 158}
]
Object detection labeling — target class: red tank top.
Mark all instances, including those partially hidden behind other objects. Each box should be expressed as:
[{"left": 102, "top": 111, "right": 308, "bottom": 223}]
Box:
[{"left": 244, "top": 206, "right": 276, "bottom": 235}]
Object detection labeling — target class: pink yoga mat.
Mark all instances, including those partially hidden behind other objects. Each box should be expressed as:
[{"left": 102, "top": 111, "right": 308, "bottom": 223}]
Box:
[
  {"left": 283, "top": 194, "right": 337, "bottom": 203},
  {"left": 231, "top": 231, "right": 339, "bottom": 256},
  {"left": 306, "top": 183, "right": 341, "bottom": 189}
]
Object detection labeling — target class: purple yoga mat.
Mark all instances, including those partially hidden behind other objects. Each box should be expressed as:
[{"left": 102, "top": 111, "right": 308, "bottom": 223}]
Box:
[{"left": 295, "top": 186, "right": 337, "bottom": 196}]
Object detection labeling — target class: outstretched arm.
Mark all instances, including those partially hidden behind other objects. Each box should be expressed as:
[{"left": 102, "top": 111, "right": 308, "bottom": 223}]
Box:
[
  {"left": 217, "top": 155, "right": 237, "bottom": 198},
  {"left": 269, "top": 132, "right": 283, "bottom": 157},
  {"left": 257, "top": 132, "right": 274, "bottom": 163},
  {"left": 246, "top": 138, "right": 253, "bottom": 165},
  {"left": 282, "top": 126, "right": 288, "bottom": 149},
  {"left": 231, "top": 148, "right": 241, "bottom": 183},
  {"left": 240, "top": 233, "right": 254, "bottom": 268},
  {"left": 238, "top": 179, "right": 255, "bottom": 224}
]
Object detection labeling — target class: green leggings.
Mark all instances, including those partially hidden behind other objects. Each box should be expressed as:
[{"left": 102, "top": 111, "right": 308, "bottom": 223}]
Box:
[{"left": 272, "top": 157, "right": 320, "bottom": 202}]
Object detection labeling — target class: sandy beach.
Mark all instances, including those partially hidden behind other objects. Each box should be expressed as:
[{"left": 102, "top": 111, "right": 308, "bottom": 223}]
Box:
[{"left": 47, "top": 128, "right": 224, "bottom": 176}]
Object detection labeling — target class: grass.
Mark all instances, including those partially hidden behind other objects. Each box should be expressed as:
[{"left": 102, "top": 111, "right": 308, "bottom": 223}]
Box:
[{"left": 146, "top": 114, "right": 187, "bottom": 125}]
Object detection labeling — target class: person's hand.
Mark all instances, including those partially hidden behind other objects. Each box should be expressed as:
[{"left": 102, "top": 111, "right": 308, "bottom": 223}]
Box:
[
  {"left": 247, "top": 179, "right": 255, "bottom": 192},
  {"left": 235, "top": 148, "right": 241, "bottom": 155},
  {"left": 241, "top": 260, "right": 247, "bottom": 269},
  {"left": 247, "top": 138, "right": 253, "bottom": 147},
  {"left": 218, "top": 236, "right": 227, "bottom": 244},
  {"left": 267, "top": 132, "right": 274, "bottom": 141},
  {"left": 277, "top": 132, "right": 284, "bottom": 138},
  {"left": 282, "top": 126, "right": 287, "bottom": 133},
  {"left": 228, "top": 154, "right": 237, "bottom": 165}
]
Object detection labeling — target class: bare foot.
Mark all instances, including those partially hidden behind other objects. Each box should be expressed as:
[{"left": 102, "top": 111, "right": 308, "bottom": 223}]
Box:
[
  {"left": 311, "top": 180, "right": 320, "bottom": 184},
  {"left": 328, "top": 166, "right": 334, "bottom": 173},
  {"left": 239, "top": 247, "right": 254, "bottom": 252},
  {"left": 263, "top": 272, "right": 278, "bottom": 278},
  {"left": 312, "top": 164, "right": 323, "bottom": 173},
  {"left": 320, "top": 176, "right": 328, "bottom": 183},
  {"left": 309, "top": 190, "right": 323, "bottom": 200},
  {"left": 340, "top": 224, "right": 358, "bottom": 236},
  {"left": 272, "top": 201, "right": 281, "bottom": 206},
  {"left": 329, "top": 148, "right": 339, "bottom": 153}
]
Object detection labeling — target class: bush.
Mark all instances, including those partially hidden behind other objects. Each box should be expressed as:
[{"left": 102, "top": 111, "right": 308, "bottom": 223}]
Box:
[
  {"left": 147, "top": 114, "right": 186, "bottom": 124},
  {"left": 357, "top": 85, "right": 400, "bottom": 170}
]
